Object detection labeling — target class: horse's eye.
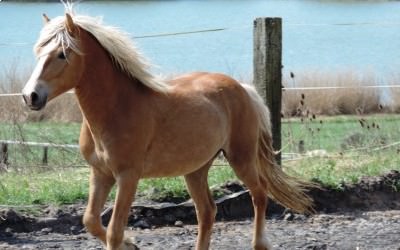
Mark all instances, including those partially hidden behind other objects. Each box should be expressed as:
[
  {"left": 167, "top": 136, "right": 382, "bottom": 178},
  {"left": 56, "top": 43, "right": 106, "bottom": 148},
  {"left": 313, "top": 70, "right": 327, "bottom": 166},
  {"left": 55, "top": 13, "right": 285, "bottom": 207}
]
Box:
[{"left": 58, "top": 51, "right": 66, "bottom": 60}]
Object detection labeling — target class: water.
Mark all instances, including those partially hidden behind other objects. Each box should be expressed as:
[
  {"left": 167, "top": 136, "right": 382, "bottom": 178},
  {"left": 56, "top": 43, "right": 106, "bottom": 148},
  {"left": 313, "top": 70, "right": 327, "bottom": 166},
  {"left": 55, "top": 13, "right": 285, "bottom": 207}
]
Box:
[{"left": 1, "top": 0, "right": 400, "bottom": 81}]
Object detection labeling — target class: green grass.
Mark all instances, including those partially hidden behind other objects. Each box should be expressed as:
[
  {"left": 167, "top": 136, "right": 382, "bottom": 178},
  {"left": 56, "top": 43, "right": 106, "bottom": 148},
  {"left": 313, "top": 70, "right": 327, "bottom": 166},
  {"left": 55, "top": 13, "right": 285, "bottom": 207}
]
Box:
[
  {"left": 283, "top": 114, "right": 400, "bottom": 189},
  {"left": 0, "top": 165, "right": 236, "bottom": 205},
  {"left": 285, "top": 149, "right": 400, "bottom": 190},
  {"left": 0, "top": 122, "right": 81, "bottom": 144},
  {"left": 283, "top": 114, "right": 400, "bottom": 152},
  {"left": 0, "top": 122, "right": 83, "bottom": 167},
  {"left": 0, "top": 168, "right": 90, "bottom": 205},
  {"left": 1, "top": 114, "right": 400, "bottom": 205}
]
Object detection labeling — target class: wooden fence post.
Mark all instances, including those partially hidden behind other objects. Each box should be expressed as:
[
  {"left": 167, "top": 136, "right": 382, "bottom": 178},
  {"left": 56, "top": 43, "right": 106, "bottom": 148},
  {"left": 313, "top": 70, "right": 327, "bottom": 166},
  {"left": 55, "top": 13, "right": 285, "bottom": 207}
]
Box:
[
  {"left": 42, "top": 146, "right": 48, "bottom": 165},
  {"left": 1, "top": 143, "right": 8, "bottom": 165},
  {"left": 253, "top": 17, "right": 282, "bottom": 164}
]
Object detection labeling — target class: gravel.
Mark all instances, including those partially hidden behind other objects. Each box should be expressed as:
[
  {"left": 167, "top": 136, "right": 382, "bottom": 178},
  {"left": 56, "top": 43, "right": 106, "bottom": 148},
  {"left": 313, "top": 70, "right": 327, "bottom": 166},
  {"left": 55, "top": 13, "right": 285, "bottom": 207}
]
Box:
[{"left": 1, "top": 210, "right": 399, "bottom": 250}]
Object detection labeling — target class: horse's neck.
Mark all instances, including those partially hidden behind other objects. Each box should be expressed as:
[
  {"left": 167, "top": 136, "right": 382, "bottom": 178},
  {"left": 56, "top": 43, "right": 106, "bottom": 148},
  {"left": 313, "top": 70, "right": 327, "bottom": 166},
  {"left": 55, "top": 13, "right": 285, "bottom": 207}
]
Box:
[{"left": 75, "top": 47, "right": 141, "bottom": 134}]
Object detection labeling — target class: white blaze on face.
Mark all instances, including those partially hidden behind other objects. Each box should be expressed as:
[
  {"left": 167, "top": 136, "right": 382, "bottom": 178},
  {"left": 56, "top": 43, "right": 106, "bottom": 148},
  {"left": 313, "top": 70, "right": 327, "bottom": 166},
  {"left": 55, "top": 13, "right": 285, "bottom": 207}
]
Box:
[
  {"left": 22, "top": 54, "right": 49, "bottom": 96},
  {"left": 22, "top": 40, "right": 58, "bottom": 96}
]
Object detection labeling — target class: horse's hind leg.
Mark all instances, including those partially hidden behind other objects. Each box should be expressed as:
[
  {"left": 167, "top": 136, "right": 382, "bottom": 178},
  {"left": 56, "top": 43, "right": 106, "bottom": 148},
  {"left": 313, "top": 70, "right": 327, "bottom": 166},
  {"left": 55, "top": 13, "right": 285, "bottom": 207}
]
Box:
[
  {"left": 249, "top": 184, "right": 271, "bottom": 250},
  {"left": 226, "top": 153, "right": 272, "bottom": 250},
  {"left": 83, "top": 167, "right": 115, "bottom": 245},
  {"left": 184, "top": 161, "right": 217, "bottom": 250}
]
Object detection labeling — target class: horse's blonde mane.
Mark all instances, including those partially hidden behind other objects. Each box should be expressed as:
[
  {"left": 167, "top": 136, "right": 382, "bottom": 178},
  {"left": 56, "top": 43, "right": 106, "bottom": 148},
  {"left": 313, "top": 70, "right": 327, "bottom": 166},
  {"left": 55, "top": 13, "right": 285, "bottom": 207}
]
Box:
[{"left": 34, "top": 8, "right": 170, "bottom": 93}]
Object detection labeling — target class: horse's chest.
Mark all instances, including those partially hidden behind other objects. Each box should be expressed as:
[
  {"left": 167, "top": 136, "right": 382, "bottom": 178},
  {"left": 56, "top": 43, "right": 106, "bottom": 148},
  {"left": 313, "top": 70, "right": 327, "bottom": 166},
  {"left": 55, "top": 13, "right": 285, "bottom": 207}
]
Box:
[
  {"left": 87, "top": 149, "right": 109, "bottom": 167},
  {"left": 80, "top": 138, "right": 112, "bottom": 168}
]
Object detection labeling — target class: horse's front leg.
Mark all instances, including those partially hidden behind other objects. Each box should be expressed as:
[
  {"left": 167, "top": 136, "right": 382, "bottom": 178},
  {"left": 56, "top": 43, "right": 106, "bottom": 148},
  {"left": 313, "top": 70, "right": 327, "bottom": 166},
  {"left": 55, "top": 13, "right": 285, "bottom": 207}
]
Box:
[
  {"left": 106, "top": 170, "right": 139, "bottom": 250},
  {"left": 83, "top": 167, "right": 115, "bottom": 245}
]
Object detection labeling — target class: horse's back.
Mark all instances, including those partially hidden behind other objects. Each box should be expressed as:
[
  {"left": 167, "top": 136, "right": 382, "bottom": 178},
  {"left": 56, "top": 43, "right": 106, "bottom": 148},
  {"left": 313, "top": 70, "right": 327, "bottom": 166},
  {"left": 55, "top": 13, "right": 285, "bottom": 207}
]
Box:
[
  {"left": 170, "top": 72, "right": 242, "bottom": 92},
  {"left": 170, "top": 72, "right": 258, "bottom": 126},
  {"left": 169, "top": 72, "right": 252, "bottom": 108},
  {"left": 170, "top": 71, "right": 261, "bottom": 149}
]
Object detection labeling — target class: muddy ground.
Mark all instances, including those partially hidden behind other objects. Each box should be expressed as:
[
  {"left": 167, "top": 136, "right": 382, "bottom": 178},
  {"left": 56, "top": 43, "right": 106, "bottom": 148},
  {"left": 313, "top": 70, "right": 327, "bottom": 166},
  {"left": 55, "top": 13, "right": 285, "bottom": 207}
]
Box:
[{"left": 1, "top": 170, "right": 400, "bottom": 249}]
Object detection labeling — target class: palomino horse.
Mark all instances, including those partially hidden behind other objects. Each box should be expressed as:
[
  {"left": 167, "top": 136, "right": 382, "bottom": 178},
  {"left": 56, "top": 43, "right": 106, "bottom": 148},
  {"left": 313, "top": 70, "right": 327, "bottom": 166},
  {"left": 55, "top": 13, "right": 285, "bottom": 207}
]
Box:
[{"left": 22, "top": 9, "right": 312, "bottom": 250}]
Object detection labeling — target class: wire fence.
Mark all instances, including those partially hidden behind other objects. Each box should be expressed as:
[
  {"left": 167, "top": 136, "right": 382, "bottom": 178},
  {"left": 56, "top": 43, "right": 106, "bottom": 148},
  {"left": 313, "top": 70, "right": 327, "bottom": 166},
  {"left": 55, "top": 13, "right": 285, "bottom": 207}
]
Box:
[
  {"left": 2, "top": 76, "right": 400, "bottom": 168},
  {"left": 1, "top": 20, "right": 400, "bottom": 175},
  {"left": 1, "top": 94, "right": 400, "bottom": 169}
]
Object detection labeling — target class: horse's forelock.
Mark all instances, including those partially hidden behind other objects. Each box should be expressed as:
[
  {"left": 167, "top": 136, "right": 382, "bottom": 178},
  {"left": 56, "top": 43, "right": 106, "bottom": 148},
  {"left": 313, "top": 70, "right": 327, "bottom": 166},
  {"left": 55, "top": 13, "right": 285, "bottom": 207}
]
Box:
[{"left": 34, "top": 15, "right": 82, "bottom": 57}]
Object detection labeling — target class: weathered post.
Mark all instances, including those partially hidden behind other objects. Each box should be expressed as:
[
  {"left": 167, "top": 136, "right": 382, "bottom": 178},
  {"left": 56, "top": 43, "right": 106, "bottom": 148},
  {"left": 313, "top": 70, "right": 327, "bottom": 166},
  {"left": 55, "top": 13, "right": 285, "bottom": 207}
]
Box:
[
  {"left": 42, "top": 146, "right": 48, "bottom": 165},
  {"left": 253, "top": 17, "right": 282, "bottom": 164},
  {"left": 1, "top": 143, "right": 8, "bottom": 165}
]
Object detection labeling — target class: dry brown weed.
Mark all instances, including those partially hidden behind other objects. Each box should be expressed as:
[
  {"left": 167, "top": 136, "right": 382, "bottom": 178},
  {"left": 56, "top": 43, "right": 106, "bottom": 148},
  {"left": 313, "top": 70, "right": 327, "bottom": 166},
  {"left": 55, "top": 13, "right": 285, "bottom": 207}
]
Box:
[
  {"left": 282, "top": 70, "right": 382, "bottom": 117},
  {"left": 0, "top": 66, "right": 396, "bottom": 122}
]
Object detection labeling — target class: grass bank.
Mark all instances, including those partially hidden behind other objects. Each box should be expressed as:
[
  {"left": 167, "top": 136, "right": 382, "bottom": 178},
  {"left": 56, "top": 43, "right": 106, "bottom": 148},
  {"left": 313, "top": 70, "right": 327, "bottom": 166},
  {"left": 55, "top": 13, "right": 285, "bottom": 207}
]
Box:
[{"left": 0, "top": 165, "right": 236, "bottom": 205}]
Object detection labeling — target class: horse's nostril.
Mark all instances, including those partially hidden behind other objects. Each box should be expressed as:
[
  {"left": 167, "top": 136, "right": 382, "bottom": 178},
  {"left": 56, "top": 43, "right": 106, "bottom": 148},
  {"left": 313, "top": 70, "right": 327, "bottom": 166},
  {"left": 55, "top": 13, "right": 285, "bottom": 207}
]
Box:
[{"left": 30, "top": 92, "right": 39, "bottom": 105}]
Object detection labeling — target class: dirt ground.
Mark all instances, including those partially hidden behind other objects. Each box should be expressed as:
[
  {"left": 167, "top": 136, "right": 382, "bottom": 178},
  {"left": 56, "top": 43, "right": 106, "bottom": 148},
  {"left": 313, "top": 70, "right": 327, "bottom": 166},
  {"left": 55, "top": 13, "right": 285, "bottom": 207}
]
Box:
[
  {"left": 1, "top": 171, "right": 400, "bottom": 250},
  {"left": 0, "top": 210, "right": 400, "bottom": 250}
]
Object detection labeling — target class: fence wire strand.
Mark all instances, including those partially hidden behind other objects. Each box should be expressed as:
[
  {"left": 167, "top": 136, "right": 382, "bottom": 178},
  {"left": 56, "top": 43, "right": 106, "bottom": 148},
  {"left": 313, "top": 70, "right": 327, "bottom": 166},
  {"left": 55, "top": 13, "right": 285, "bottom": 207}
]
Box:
[{"left": 2, "top": 20, "right": 400, "bottom": 48}]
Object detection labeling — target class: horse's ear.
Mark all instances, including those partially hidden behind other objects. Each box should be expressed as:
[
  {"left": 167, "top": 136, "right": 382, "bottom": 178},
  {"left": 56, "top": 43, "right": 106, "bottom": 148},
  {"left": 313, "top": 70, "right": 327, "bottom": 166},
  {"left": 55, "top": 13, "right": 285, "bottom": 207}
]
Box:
[
  {"left": 42, "top": 13, "right": 50, "bottom": 24},
  {"left": 65, "top": 13, "right": 76, "bottom": 35}
]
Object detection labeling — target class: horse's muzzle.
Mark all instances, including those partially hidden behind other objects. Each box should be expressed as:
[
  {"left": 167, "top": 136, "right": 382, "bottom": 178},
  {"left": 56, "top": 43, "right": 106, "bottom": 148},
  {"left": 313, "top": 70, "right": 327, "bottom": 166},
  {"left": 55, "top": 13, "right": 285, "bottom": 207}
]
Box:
[
  {"left": 22, "top": 91, "right": 47, "bottom": 111},
  {"left": 22, "top": 81, "right": 49, "bottom": 111}
]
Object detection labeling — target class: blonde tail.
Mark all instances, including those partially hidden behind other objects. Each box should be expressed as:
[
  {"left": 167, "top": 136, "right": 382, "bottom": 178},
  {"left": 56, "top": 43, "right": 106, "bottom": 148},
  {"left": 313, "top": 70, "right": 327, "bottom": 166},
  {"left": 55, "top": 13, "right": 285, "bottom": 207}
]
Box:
[{"left": 243, "top": 84, "right": 314, "bottom": 213}]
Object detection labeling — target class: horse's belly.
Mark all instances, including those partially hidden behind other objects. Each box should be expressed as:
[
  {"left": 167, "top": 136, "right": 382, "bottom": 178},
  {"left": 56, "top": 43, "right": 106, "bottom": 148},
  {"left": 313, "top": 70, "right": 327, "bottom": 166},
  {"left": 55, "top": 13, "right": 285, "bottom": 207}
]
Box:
[
  {"left": 142, "top": 160, "right": 210, "bottom": 178},
  {"left": 141, "top": 131, "right": 225, "bottom": 178}
]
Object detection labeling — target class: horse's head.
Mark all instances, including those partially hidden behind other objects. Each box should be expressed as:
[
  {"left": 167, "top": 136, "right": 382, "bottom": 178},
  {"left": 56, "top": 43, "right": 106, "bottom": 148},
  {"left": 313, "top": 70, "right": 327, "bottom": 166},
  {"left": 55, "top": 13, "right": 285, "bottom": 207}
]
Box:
[{"left": 22, "top": 13, "right": 83, "bottom": 110}]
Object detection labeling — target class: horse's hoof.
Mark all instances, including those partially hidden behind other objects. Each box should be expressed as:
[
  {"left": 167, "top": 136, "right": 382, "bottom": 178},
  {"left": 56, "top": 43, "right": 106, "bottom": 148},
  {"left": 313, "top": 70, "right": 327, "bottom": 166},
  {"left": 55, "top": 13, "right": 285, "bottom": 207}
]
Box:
[
  {"left": 253, "top": 238, "right": 273, "bottom": 250},
  {"left": 119, "top": 237, "right": 139, "bottom": 250}
]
